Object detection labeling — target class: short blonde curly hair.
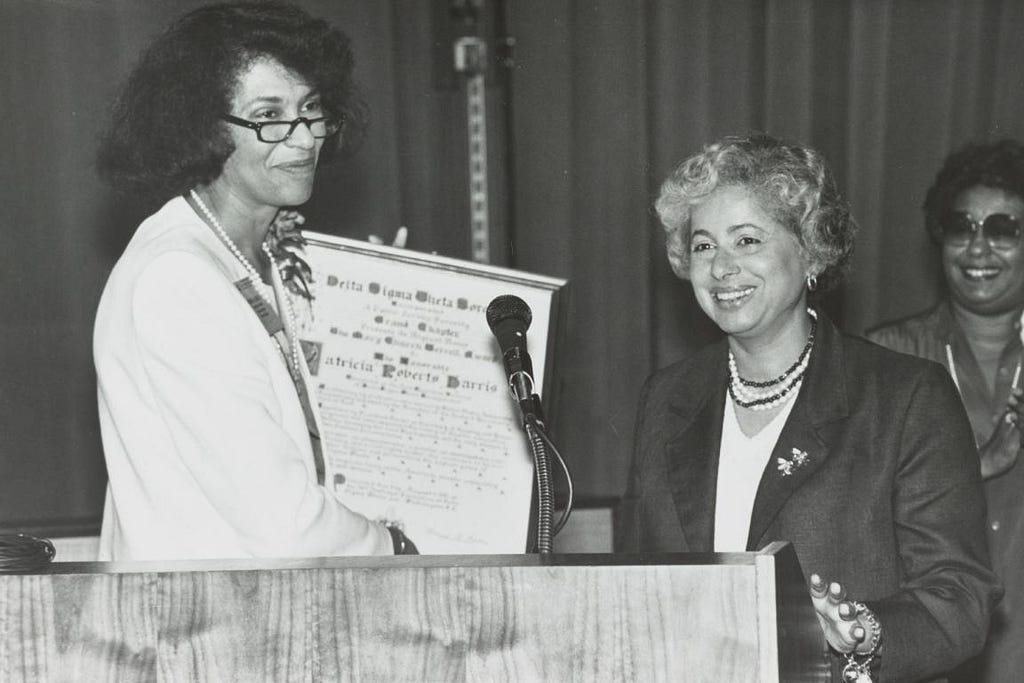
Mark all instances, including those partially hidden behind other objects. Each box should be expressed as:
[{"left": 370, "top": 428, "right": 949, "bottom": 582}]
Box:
[{"left": 654, "top": 134, "right": 856, "bottom": 291}]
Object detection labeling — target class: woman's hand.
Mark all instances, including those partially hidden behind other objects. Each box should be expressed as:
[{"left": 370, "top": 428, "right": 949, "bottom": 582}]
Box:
[
  {"left": 272, "top": 213, "right": 409, "bottom": 249},
  {"left": 272, "top": 213, "right": 409, "bottom": 250},
  {"left": 979, "top": 387, "right": 1024, "bottom": 480},
  {"left": 368, "top": 226, "right": 408, "bottom": 248},
  {"left": 808, "top": 574, "right": 876, "bottom": 655}
]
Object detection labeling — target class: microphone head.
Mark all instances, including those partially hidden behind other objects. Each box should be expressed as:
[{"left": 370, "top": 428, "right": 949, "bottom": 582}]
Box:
[{"left": 486, "top": 295, "right": 533, "bottom": 333}]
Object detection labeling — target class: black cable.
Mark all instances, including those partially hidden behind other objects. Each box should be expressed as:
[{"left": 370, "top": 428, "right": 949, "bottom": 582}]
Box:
[
  {"left": 0, "top": 534, "right": 56, "bottom": 572},
  {"left": 524, "top": 413, "right": 575, "bottom": 543},
  {"left": 538, "top": 426, "right": 574, "bottom": 536}
]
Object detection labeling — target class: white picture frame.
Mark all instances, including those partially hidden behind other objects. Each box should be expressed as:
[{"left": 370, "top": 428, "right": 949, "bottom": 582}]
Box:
[{"left": 297, "top": 232, "right": 567, "bottom": 554}]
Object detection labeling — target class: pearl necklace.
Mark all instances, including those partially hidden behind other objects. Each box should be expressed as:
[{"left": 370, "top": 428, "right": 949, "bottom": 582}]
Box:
[
  {"left": 728, "top": 309, "right": 817, "bottom": 411},
  {"left": 189, "top": 189, "right": 302, "bottom": 376},
  {"left": 190, "top": 189, "right": 262, "bottom": 283}
]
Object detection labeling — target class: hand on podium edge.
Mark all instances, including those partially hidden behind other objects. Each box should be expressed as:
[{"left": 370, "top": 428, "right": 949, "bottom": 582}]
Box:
[{"left": 808, "top": 573, "right": 880, "bottom": 657}]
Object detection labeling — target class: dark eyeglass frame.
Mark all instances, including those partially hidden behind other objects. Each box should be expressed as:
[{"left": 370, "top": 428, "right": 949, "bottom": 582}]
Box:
[
  {"left": 220, "top": 113, "right": 344, "bottom": 143},
  {"left": 939, "top": 210, "right": 1022, "bottom": 249}
]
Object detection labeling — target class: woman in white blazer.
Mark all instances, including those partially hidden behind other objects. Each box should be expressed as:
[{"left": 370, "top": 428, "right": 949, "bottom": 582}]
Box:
[{"left": 93, "top": 1, "right": 413, "bottom": 561}]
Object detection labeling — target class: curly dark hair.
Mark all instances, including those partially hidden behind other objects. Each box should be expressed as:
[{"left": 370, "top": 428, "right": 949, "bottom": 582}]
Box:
[
  {"left": 654, "top": 134, "right": 856, "bottom": 292},
  {"left": 923, "top": 139, "right": 1024, "bottom": 242},
  {"left": 97, "top": 0, "right": 367, "bottom": 203}
]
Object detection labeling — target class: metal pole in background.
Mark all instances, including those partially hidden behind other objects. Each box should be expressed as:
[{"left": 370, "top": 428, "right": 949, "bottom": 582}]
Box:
[
  {"left": 449, "top": 0, "right": 517, "bottom": 267},
  {"left": 451, "top": 0, "right": 491, "bottom": 264},
  {"left": 454, "top": 36, "right": 491, "bottom": 264}
]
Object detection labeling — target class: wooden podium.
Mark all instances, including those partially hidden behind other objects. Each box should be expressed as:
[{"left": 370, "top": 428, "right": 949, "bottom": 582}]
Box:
[{"left": 0, "top": 541, "right": 828, "bottom": 682}]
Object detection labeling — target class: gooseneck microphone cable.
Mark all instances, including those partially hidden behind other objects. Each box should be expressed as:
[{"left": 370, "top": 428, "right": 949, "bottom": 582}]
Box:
[{"left": 486, "top": 294, "right": 575, "bottom": 552}]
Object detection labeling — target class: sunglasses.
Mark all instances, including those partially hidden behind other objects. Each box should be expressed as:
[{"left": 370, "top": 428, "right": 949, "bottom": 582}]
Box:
[{"left": 939, "top": 211, "right": 1022, "bottom": 249}]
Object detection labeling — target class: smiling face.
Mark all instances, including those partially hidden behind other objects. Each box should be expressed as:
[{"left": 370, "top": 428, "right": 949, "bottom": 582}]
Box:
[
  {"left": 688, "top": 185, "right": 812, "bottom": 342},
  {"left": 213, "top": 56, "right": 326, "bottom": 211},
  {"left": 942, "top": 185, "right": 1024, "bottom": 316}
]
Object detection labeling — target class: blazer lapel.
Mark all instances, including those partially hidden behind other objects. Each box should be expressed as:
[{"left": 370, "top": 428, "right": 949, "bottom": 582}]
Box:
[
  {"left": 746, "top": 313, "right": 850, "bottom": 550},
  {"left": 665, "top": 342, "right": 729, "bottom": 552}
]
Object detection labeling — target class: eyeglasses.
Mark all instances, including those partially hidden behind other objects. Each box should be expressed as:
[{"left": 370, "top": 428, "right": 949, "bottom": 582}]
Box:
[
  {"left": 220, "top": 113, "right": 344, "bottom": 143},
  {"left": 939, "top": 211, "right": 1022, "bottom": 249}
]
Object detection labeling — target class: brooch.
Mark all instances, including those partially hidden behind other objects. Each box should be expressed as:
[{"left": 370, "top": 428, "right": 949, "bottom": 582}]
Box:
[
  {"left": 777, "top": 447, "right": 810, "bottom": 477},
  {"left": 267, "top": 210, "right": 314, "bottom": 302}
]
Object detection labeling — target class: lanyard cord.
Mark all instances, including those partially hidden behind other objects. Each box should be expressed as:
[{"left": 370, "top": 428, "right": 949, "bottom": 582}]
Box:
[
  {"left": 945, "top": 343, "right": 1022, "bottom": 395},
  {"left": 235, "top": 278, "right": 325, "bottom": 485},
  {"left": 945, "top": 344, "right": 962, "bottom": 395}
]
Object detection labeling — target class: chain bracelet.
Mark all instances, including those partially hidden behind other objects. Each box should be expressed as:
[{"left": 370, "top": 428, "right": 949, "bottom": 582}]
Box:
[{"left": 841, "top": 601, "right": 882, "bottom": 682}]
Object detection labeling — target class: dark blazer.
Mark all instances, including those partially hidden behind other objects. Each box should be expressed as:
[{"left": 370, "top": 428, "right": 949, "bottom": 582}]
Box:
[{"left": 616, "top": 312, "right": 1000, "bottom": 683}]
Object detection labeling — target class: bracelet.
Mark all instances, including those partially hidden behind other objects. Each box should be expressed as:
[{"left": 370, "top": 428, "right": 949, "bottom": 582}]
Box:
[
  {"left": 385, "top": 524, "right": 411, "bottom": 555},
  {"left": 842, "top": 601, "right": 882, "bottom": 682}
]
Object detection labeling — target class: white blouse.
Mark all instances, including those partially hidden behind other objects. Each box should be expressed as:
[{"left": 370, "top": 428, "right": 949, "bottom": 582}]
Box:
[{"left": 713, "top": 394, "right": 796, "bottom": 552}]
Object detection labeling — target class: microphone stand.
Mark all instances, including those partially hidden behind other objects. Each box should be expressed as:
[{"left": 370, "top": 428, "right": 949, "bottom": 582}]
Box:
[
  {"left": 510, "top": 373, "right": 570, "bottom": 554},
  {"left": 524, "top": 405, "right": 553, "bottom": 553}
]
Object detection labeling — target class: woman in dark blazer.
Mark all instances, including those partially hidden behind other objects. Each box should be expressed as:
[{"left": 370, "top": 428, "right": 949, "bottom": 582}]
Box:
[{"left": 616, "top": 134, "right": 1000, "bottom": 682}]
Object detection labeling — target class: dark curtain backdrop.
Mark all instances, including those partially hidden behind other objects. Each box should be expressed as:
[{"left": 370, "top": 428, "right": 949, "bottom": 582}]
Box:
[
  {"left": 2, "top": 0, "right": 1023, "bottom": 534},
  {"left": 513, "top": 0, "right": 1024, "bottom": 499}
]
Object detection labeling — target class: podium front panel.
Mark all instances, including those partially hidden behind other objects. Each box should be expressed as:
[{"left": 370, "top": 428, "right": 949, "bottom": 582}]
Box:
[{"left": 0, "top": 544, "right": 828, "bottom": 682}]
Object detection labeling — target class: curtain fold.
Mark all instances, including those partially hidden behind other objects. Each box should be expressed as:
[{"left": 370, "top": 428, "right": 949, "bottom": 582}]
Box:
[
  {"left": 2, "top": 0, "right": 1023, "bottom": 530},
  {"left": 513, "top": 0, "right": 1024, "bottom": 498}
]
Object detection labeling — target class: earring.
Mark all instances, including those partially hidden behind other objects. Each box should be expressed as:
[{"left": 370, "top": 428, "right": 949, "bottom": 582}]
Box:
[{"left": 806, "top": 274, "right": 818, "bottom": 291}]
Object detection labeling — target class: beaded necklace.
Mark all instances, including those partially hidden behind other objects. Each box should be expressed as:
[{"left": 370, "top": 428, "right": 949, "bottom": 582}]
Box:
[
  {"left": 728, "top": 308, "right": 817, "bottom": 411},
  {"left": 189, "top": 189, "right": 302, "bottom": 376}
]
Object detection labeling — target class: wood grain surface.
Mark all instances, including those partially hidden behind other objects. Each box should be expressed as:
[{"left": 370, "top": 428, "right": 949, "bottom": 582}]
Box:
[{"left": 0, "top": 545, "right": 828, "bottom": 682}]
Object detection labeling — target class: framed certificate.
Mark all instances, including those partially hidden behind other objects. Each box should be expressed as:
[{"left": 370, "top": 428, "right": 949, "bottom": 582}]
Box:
[{"left": 296, "top": 232, "right": 568, "bottom": 554}]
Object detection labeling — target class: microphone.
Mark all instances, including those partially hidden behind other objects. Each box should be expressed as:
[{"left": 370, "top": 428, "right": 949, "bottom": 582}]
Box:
[
  {"left": 487, "top": 294, "right": 569, "bottom": 554},
  {"left": 486, "top": 295, "right": 539, "bottom": 418}
]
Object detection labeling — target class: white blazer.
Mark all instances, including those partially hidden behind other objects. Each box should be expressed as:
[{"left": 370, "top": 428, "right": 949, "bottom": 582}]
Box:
[{"left": 94, "top": 197, "right": 391, "bottom": 561}]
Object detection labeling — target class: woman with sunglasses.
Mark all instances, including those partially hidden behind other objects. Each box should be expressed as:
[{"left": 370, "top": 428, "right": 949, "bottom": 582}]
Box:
[
  {"left": 93, "top": 1, "right": 414, "bottom": 561},
  {"left": 867, "top": 139, "right": 1024, "bottom": 682}
]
